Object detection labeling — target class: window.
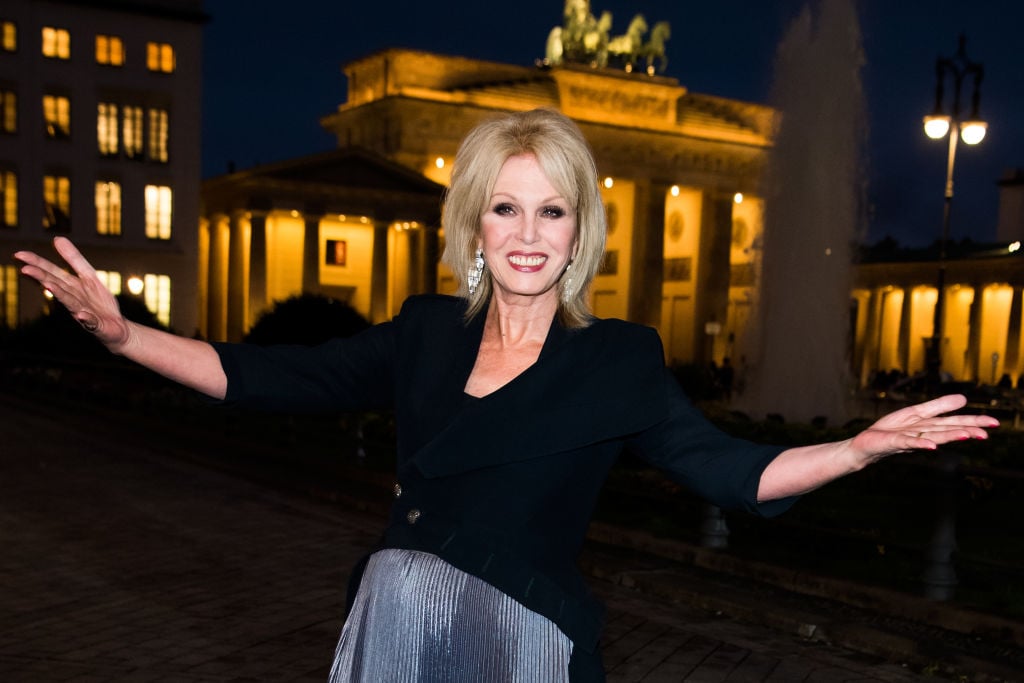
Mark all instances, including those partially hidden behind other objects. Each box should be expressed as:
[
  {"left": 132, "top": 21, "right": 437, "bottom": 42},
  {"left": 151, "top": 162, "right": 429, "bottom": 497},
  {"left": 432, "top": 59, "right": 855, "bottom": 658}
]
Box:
[
  {"left": 97, "top": 102, "right": 118, "bottom": 155},
  {"left": 95, "top": 34, "right": 124, "bottom": 65},
  {"left": 148, "top": 108, "right": 168, "bottom": 162},
  {"left": 0, "top": 89, "right": 14, "bottom": 133},
  {"left": 43, "top": 174, "right": 71, "bottom": 232},
  {"left": 1, "top": 264, "right": 17, "bottom": 330},
  {"left": 144, "top": 273, "right": 171, "bottom": 326},
  {"left": 123, "top": 106, "right": 143, "bottom": 159},
  {"left": 2, "top": 21, "right": 15, "bottom": 52},
  {"left": 96, "top": 270, "right": 122, "bottom": 295},
  {"left": 42, "top": 27, "right": 70, "bottom": 60},
  {"left": 0, "top": 170, "right": 16, "bottom": 228},
  {"left": 144, "top": 184, "right": 171, "bottom": 239},
  {"left": 95, "top": 181, "right": 121, "bottom": 235},
  {"left": 43, "top": 94, "right": 70, "bottom": 138},
  {"left": 146, "top": 42, "right": 174, "bottom": 73}
]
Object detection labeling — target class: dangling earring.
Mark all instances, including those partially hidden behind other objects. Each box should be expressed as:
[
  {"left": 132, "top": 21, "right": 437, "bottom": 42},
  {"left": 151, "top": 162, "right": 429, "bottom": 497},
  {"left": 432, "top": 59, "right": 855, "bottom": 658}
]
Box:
[
  {"left": 561, "top": 261, "right": 574, "bottom": 303},
  {"left": 468, "top": 248, "right": 485, "bottom": 295}
]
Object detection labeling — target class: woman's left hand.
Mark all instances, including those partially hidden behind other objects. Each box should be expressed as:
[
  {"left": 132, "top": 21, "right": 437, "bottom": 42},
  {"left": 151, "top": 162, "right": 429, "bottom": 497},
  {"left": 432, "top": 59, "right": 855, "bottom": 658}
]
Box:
[
  {"left": 759, "top": 393, "right": 1000, "bottom": 501},
  {"left": 849, "top": 393, "right": 998, "bottom": 467}
]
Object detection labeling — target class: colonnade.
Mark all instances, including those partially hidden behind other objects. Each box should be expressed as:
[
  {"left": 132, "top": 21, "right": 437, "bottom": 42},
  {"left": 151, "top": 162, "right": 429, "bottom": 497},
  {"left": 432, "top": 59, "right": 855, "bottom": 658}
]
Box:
[
  {"left": 854, "top": 278, "right": 1023, "bottom": 388},
  {"left": 200, "top": 209, "right": 437, "bottom": 342}
]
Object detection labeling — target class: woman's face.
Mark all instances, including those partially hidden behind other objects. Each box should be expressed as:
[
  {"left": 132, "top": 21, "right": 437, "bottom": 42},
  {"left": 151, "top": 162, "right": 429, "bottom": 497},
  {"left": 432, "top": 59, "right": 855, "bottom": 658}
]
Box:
[{"left": 479, "top": 154, "right": 577, "bottom": 307}]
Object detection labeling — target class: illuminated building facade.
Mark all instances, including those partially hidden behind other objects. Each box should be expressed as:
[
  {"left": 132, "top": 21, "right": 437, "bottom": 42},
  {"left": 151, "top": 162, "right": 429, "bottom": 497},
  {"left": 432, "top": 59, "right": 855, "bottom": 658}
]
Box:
[
  {"left": 853, "top": 172, "right": 1024, "bottom": 389},
  {"left": 0, "top": 0, "right": 204, "bottom": 335},
  {"left": 203, "top": 48, "right": 776, "bottom": 363}
]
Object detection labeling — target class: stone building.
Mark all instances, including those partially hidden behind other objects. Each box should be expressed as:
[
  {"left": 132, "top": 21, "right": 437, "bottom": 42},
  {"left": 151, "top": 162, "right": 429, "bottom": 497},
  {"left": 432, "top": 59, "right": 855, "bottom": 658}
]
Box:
[
  {"left": 0, "top": 0, "right": 205, "bottom": 335},
  {"left": 201, "top": 47, "right": 776, "bottom": 364},
  {"left": 852, "top": 169, "right": 1024, "bottom": 390}
]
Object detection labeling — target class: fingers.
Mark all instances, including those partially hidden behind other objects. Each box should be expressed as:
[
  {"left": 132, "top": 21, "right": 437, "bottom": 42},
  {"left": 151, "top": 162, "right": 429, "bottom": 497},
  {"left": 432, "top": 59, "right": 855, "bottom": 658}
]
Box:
[
  {"left": 52, "top": 236, "right": 98, "bottom": 279},
  {"left": 15, "top": 238, "right": 97, "bottom": 295},
  {"left": 912, "top": 393, "right": 968, "bottom": 417}
]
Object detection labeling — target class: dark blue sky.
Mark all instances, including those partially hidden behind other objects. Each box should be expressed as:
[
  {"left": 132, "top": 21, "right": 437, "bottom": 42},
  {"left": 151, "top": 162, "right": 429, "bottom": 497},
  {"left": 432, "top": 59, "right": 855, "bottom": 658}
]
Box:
[{"left": 201, "top": 0, "right": 1024, "bottom": 247}]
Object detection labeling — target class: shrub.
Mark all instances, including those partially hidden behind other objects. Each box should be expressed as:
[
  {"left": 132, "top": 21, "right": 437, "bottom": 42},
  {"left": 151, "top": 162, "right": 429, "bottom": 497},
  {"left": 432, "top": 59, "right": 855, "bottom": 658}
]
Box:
[{"left": 243, "top": 293, "right": 370, "bottom": 346}]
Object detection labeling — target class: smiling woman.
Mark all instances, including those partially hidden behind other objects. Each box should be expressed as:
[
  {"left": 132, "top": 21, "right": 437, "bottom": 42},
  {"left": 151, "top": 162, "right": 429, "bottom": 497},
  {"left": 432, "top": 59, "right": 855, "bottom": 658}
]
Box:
[
  {"left": 478, "top": 155, "right": 577, "bottom": 306},
  {"left": 441, "top": 108, "right": 607, "bottom": 328}
]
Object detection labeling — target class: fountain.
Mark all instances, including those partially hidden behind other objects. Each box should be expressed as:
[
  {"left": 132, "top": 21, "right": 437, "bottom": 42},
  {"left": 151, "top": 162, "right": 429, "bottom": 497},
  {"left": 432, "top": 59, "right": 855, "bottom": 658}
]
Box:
[{"left": 734, "top": 0, "right": 868, "bottom": 425}]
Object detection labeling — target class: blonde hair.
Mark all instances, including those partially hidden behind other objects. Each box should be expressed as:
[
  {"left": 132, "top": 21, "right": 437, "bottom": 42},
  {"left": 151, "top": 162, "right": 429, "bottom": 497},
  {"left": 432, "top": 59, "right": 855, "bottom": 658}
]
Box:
[{"left": 441, "top": 108, "right": 606, "bottom": 328}]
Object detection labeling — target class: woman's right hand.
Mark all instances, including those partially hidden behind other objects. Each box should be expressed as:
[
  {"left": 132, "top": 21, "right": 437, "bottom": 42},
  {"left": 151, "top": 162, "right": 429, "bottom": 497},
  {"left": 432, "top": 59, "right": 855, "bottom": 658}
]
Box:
[{"left": 14, "top": 236, "right": 133, "bottom": 352}]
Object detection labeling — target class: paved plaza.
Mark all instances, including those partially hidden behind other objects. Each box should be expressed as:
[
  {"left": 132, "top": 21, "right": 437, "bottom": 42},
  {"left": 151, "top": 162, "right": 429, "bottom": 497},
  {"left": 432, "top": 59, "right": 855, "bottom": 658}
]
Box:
[{"left": 0, "top": 391, "right": 964, "bottom": 681}]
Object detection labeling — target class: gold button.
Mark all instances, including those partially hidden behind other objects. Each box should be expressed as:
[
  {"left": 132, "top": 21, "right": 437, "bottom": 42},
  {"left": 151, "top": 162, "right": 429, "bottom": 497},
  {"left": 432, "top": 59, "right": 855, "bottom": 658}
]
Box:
[
  {"left": 393, "top": 483, "right": 402, "bottom": 498},
  {"left": 406, "top": 509, "right": 421, "bottom": 524}
]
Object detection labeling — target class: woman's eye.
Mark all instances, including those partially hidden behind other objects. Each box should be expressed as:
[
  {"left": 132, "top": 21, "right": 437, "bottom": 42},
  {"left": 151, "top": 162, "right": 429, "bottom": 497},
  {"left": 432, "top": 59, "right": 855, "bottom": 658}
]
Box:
[
  {"left": 493, "top": 203, "right": 515, "bottom": 216},
  {"left": 542, "top": 206, "right": 566, "bottom": 219}
]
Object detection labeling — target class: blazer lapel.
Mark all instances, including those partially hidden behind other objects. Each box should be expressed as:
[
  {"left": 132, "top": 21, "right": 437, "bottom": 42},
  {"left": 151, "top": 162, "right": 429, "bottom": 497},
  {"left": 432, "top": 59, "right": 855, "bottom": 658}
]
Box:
[{"left": 410, "top": 318, "right": 670, "bottom": 478}]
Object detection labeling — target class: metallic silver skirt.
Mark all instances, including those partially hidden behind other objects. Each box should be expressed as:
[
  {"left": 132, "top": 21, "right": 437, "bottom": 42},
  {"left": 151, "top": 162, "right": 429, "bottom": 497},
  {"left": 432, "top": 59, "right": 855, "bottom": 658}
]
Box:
[{"left": 329, "top": 549, "right": 572, "bottom": 682}]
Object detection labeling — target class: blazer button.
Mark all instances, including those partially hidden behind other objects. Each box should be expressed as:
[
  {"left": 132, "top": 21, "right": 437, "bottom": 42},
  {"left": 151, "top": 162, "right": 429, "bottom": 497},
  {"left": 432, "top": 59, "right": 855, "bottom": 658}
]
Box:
[
  {"left": 406, "top": 509, "right": 421, "bottom": 525},
  {"left": 393, "top": 483, "right": 402, "bottom": 499}
]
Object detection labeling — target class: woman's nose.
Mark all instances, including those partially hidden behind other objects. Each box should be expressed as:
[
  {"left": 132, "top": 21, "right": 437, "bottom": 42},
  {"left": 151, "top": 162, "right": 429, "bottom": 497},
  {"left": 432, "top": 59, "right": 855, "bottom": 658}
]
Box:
[{"left": 518, "top": 216, "right": 539, "bottom": 244}]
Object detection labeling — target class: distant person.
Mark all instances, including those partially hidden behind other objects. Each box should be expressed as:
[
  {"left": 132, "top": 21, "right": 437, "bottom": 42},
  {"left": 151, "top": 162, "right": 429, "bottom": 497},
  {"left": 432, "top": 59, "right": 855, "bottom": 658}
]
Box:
[{"left": 14, "top": 108, "right": 998, "bottom": 682}]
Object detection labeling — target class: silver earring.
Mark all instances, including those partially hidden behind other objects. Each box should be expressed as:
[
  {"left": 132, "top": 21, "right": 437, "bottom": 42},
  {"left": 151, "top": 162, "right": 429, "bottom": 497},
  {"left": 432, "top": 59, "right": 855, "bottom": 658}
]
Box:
[
  {"left": 468, "top": 248, "right": 484, "bottom": 295},
  {"left": 561, "top": 261, "right": 573, "bottom": 303}
]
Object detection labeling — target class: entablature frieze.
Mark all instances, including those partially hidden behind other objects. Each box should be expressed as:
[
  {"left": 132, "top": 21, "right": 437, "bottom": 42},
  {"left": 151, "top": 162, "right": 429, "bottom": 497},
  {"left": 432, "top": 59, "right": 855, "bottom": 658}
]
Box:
[{"left": 855, "top": 258, "right": 1024, "bottom": 289}]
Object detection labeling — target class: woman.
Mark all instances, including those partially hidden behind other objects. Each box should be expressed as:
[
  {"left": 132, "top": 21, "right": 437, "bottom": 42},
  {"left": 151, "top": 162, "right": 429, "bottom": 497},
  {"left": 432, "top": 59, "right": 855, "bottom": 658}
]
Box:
[{"left": 14, "top": 108, "right": 997, "bottom": 682}]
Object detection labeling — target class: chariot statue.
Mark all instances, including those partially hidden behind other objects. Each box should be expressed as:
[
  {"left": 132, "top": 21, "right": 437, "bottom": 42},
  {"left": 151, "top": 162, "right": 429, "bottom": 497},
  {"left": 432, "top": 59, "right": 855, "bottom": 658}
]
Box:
[{"left": 543, "top": 1, "right": 670, "bottom": 75}]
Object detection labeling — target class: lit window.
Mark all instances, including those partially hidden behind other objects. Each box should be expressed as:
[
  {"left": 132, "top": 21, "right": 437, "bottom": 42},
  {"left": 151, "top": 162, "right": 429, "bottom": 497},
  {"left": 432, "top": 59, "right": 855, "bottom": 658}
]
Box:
[
  {"left": 143, "top": 273, "right": 171, "bottom": 326},
  {"left": 43, "top": 174, "right": 71, "bottom": 232},
  {"left": 42, "top": 27, "right": 70, "bottom": 60},
  {"left": 2, "top": 21, "right": 16, "bottom": 53},
  {"left": 0, "top": 89, "right": 15, "bottom": 133},
  {"left": 0, "top": 170, "right": 16, "bottom": 228},
  {"left": 1, "top": 264, "right": 17, "bottom": 330},
  {"left": 148, "top": 108, "right": 168, "bottom": 162},
  {"left": 144, "top": 184, "right": 172, "bottom": 239},
  {"left": 96, "top": 270, "right": 123, "bottom": 295},
  {"left": 95, "top": 34, "right": 124, "bottom": 66},
  {"left": 123, "top": 106, "right": 143, "bottom": 158},
  {"left": 43, "top": 94, "right": 70, "bottom": 138},
  {"left": 95, "top": 181, "right": 121, "bottom": 235},
  {"left": 97, "top": 102, "right": 118, "bottom": 155},
  {"left": 146, "top": 42, "right": 174, "bottom": 73}
]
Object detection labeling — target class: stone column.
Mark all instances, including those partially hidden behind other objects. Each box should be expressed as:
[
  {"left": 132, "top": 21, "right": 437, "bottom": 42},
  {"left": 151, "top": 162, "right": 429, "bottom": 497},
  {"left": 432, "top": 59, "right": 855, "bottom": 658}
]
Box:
[
  {"left": 627, "top": 179, "right": 665, "bottom": 330},
  {"left": 206, "top": 214, "right": 229, "bottom": 342},
  {"left": 302, "top": 215, "right": 321, "bottom": 294},
  {"left": 370, "top": 221, "right": 389, "bottom": 323},
  {"left": 859, "top": 287, "right": 883, "bottom": 385},
  {"left": 696, "top": 192, "right": 733, "bottom": 363},
  {"left": 422, "top": 225, "right": 439, "bottom": 294},
  {"left": 247, "top": 212, "right": 268, "bottom": 329},
  {"left": 965, "top": 284, "right": 984, "bottom": 382},
  {"left": 1004, "top": 286, "right": 1022, "bottom": 381},
  {"left": 226, "top": 211, "right": 249, "bottom": 343},
  {"left": 897, "top": 284, "right": 914, "bottom": 372},
  {"left": 408, "top": 227, "right": 424, "bottom": 295}
]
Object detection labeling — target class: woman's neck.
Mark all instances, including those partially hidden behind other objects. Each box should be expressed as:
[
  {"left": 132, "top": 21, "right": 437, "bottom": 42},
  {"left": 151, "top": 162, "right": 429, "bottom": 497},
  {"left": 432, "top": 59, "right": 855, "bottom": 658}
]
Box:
[{"left": 485, "top": 292, "right": 557, "bottom": 348}]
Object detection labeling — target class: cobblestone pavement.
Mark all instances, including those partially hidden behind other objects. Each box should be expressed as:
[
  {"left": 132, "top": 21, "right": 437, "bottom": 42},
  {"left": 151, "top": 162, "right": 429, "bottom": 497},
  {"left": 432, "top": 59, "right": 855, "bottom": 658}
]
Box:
[{"left": 0, "top": 393, "right": 939, "bottom": 682}]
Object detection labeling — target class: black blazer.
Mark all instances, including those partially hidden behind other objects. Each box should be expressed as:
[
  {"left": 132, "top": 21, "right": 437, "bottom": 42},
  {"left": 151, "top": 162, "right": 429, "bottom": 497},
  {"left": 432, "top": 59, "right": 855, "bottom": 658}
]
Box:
[{"left": 214, "top": 294, "right": 794, "bottom": 681}]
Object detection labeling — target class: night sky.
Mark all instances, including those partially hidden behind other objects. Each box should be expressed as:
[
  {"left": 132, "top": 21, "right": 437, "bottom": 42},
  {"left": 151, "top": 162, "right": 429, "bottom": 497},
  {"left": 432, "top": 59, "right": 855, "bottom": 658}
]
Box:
[{"left": 200, "top": 0, "right": 1024, "bottom": 248}]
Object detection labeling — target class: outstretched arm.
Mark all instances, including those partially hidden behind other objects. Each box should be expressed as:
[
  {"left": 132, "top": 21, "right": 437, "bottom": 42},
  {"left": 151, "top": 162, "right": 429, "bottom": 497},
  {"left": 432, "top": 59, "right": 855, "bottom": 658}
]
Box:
[
  {"left": 14, "top": 237, "right": 228, "bottom": 399},
  {"left": 757, "top": 394, "right": 999, "bottom": 502}
]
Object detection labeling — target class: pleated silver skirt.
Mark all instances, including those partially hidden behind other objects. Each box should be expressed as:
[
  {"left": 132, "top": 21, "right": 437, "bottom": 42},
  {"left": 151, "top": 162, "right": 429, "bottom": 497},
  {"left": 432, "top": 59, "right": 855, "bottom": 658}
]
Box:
[{"left": 329, "top": 549, "right": 572, "bottom": 682}]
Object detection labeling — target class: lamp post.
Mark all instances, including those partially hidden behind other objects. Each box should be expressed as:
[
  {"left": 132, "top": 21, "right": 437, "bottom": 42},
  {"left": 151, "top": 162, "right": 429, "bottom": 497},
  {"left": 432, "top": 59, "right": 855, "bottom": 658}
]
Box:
[{"left": 922, "top": 34, "right": 986, "bottom": 392}]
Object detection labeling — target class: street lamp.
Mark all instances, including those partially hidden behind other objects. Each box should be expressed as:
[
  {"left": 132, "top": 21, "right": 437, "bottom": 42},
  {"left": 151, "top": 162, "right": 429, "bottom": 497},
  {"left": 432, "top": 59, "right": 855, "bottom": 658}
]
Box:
[{"left": 922, "top": 34, "right": 985, "bottom": 391}]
